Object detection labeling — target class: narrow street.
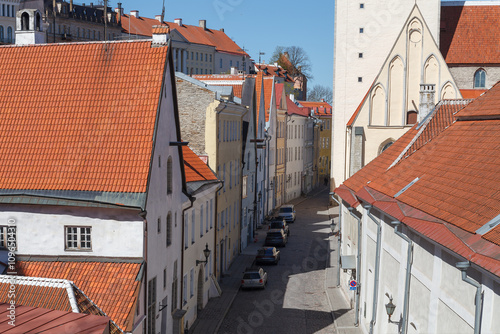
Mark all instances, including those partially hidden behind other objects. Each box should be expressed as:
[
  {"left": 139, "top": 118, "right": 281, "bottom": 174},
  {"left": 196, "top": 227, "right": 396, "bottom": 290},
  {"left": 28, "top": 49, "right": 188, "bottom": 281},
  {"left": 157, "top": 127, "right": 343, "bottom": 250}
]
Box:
[{"left": 218, "top": 188, "right": 337, "bottom": 334}]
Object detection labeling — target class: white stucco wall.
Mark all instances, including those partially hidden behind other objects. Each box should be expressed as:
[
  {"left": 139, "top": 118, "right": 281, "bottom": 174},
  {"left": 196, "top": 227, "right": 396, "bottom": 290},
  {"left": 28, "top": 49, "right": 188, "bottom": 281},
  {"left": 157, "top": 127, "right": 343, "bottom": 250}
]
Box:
[
  {"left": 332, "top": 0, "right": 441, "bottom": 187},
  {"left": 0, "top": 204, "right": 143, "bottom": 257},
  {"left": 142, "top": 58, "right": 188, "bottom": 334},
  {"left": 341, "top": 205, "right": 500, "bottom": 334},
  {"left": 285, "top": 115, "right": 306, "bottom": 201}
]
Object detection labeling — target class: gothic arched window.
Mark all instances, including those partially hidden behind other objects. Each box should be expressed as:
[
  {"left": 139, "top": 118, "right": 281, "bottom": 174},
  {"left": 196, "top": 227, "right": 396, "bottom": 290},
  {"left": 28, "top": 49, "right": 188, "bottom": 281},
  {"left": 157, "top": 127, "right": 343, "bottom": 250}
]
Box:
[{"left": 474, "top": 69, "right": 486, "bottom": 88}]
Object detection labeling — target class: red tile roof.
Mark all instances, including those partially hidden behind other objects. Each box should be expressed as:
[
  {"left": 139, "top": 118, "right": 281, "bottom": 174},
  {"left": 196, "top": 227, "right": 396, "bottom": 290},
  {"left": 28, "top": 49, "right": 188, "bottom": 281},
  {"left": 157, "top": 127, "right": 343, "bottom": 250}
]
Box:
[
  {"left": 440, "top": 5, "right": 500, "bottom": 64},
  {"left": 275, "top": 83, "right": 285, "bottom": 109},
  {"left": 0, "top": 41, "right": 168, "bottom": 194},
  {"left": 262, "top": 77, "right": 275, "bottom": 123},
  {"left": 460, "top": 89, "right": 487, "bottom": 99},
  {"left": 285, "top": 96, "right": 309, "bottom": 117},
  {"left": 16, "top": 261, "right": 142, "bottom": 332},
  {"left": 255, "top": 71, "right": 264, "bottom": 123},
  {"left": 455, "top": 82, "right": 500, "bottom": 119},
  {"left": 192, "top": 75, "right": 245, "bottom": 98},
  {"left": 182, "top": 146, "right": 217, "bottom": 182},
  {"left": 254, "top": 64, "right": 293, "bottom": 82},
  {"left": 335, "top": 85, "right": 500, "bottom": 275},
  {"left": 0, "top": 303, "right": 110, "bottom": 334},
  {"left": 299, "top": 100, "right": 332, "bottom": 117},
  {"left": 121, "top": 15, "right": 248, "bottom": 56}
]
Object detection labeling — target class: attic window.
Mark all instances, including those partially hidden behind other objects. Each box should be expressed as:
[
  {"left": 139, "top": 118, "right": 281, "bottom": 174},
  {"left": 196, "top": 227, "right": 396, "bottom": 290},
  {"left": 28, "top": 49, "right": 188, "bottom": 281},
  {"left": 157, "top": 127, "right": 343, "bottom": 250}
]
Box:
[{"left": 65, "top": 226, "right": 92, "bottom": 250}]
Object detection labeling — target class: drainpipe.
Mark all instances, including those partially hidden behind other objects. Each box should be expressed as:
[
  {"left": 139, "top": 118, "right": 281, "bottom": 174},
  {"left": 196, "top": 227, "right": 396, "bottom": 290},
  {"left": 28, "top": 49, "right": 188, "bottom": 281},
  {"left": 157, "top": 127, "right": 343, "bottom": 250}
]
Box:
[
  {"left": 456, "top": 261, "right": 483, "bottom": 334},
  {"left": 329, "top": 192, "right": 342, "bottom": 286},
  {"left": 348, "top": 207, "right": 362, "bottom": 327},
  {"left": 392, "top": 221, "right": 413, "bottom": 334},
  {"left": 365, "top": 204, "right": 382, "bottom": 334}
]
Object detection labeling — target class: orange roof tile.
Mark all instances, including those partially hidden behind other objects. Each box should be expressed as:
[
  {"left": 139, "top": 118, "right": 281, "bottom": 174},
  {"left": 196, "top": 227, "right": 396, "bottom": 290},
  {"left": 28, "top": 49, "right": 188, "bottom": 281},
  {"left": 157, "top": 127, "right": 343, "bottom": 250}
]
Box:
[
  {"left": 182, "top": 146, "right": 217, "bottom": 182},
  {"left": 192, "top": 75, "right": 245, "bottom": 98},
  {"left": 286, "top": 96, "right": 309, "bottom": 117},
  {"left": 0, "top": 41, "right": 167, "bottom": 193},
  {"left": 275, "top": 83, "right": 285, "bottom": 109},
  {"left": 456, "top": 82, "right": 500, "bottom": 119},
  {"left": 121, "top": 15, "right": 248, "bottom": 56},
  {"left": 299, "top": 100, "right": 332, "bottom": 117},
  {"left": 254, "top": 64, "right": 293, "bottom": 82},
  {"left": 460, "top": 89, "right": 487, "bottom": 99},
  {"left": 16, "top": 261, "right": 142, "bottom": 332},
  {"left": 262, "top": 77, "right": 275, "bottom": 123},
  {"left": 336, "top": 85, "right": 500, "bottom": 275},
  {"left": 255, "top": 71, "right": 264, "bottom": 122},
  {"left": 441, "top": 5, "right": 500, "bottom": 64}
]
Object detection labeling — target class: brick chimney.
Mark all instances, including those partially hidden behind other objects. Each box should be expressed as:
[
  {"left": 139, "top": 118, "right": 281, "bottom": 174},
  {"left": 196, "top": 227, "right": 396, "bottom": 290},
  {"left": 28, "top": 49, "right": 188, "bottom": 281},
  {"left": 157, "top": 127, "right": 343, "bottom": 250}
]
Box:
[
  {"left": 174, "top": 18, "right": 182, "bottom": 26},
  {"left": 199, "top": 19, "right": 207, "bottom": 30},
  {"left": 115, "top": 3, "right": 122, "bottom": 24},
  {"left": 130, "top": 10, "right": 139, "bottom": 18},
  {"left": 418, "top": 84, "right": 435, "bottom": 122}
]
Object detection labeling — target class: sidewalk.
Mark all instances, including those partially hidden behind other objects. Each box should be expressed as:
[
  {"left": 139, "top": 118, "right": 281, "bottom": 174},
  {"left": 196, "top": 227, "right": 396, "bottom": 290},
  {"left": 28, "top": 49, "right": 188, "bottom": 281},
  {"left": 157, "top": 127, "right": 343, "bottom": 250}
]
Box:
[
  {"left": 190, "top": 187, "right": 362, "bottom": 334},
  {"left": 325, "top": 204, "right": 363, "bottom": 334}
]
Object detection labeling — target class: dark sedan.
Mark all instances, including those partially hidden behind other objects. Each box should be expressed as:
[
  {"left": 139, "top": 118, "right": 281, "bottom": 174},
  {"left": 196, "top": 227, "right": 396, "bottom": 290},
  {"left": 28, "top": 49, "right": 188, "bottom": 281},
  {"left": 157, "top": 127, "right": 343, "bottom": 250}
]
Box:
[{"left": 255, "top": 247, "right": 280, "bottom": 265}]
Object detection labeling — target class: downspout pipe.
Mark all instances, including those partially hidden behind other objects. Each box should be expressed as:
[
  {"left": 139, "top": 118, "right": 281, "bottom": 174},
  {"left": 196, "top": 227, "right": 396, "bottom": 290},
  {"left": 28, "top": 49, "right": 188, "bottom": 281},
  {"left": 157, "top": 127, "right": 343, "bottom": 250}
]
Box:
[
  {"left": 392, "top": 220, "right": 413, "bottom": 334},
  {"left": 348, "top": 207, "right": 362, "bottom": 327},
  {"left": 365, "top": 204, "right": 382, "bottom": 334},
  {"left": 329, "top": 192, "right": 342, "bottom": 286},
  {"left": 456, "top": 261, "right": 483, "bottom": 334}
]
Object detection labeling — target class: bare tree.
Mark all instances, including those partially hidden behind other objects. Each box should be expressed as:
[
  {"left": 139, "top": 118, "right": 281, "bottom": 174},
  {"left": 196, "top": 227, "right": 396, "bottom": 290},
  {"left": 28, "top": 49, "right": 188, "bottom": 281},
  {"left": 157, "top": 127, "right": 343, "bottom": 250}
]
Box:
[
  {"left": 307, "top": 85, "right": 333, "bottom": 104},
  {"left": 269, "top": 45, "right": 313, "bottom": 80}
]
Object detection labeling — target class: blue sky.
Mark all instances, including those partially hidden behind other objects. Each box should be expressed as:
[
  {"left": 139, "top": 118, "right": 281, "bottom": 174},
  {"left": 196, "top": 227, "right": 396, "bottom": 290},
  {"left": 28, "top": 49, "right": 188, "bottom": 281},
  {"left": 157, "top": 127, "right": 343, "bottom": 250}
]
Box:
[{"left": 116, "top": 0, "right": 335, "bottom": 91}]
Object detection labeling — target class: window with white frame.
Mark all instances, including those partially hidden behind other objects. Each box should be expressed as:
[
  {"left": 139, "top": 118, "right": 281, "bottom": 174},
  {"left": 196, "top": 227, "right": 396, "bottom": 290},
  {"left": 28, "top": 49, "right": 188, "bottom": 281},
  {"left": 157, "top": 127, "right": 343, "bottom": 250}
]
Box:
[{"left": 65, "top": 226, "right": 91, "bottom": 250}]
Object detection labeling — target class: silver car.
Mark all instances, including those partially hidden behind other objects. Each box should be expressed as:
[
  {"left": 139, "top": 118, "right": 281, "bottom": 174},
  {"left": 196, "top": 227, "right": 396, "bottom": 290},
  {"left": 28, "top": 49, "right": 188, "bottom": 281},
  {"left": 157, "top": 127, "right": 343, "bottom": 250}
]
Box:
[{"left": 241, "top": 267, "right": 268, "bottom": 289}]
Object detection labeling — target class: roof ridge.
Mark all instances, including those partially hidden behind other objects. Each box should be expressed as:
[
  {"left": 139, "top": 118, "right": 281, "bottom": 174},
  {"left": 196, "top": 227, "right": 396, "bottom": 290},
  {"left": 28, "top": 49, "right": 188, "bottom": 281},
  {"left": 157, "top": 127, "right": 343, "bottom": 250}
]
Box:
[{"left": 0, "top": 39, "right": 153, "bottom": 50}]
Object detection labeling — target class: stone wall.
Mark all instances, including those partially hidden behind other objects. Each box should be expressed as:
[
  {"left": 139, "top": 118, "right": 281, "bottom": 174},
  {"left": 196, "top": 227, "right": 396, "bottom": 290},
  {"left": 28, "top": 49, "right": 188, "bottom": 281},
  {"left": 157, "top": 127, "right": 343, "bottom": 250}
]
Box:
[
  {"left": 175, "top": 77, "right": 215, "bottom": 155},
  {"left": 449, "top": 65, "right": 500, "bottom": 90}
]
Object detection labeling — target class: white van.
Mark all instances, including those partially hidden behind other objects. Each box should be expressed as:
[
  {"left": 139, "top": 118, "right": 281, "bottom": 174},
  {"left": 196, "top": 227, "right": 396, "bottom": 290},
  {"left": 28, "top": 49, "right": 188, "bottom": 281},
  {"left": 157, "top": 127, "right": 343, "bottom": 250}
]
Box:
[{"left": 278, "top": 204, "right": 296, "bottom": 223}]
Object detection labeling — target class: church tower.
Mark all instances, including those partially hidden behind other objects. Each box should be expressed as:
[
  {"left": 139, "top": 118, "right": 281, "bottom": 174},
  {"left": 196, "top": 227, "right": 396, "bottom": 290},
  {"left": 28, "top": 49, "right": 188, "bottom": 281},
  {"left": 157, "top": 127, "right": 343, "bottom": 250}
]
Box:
[
  {"left": 15, "top": 9, "right": 45, "bottom": 45},
  {"left": 331, "top": 0, "right": 441, "bottom": 188}
]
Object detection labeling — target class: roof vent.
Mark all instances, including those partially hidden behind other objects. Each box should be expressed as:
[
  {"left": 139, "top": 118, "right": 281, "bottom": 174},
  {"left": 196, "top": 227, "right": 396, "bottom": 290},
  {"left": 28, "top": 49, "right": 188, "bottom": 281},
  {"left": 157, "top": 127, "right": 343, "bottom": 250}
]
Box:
[
  {"left": 130, "top": 10, "right": 139, "bottom": 18},
  {"left": 175, "top": 18, "right": 182, "bottom": 26}
]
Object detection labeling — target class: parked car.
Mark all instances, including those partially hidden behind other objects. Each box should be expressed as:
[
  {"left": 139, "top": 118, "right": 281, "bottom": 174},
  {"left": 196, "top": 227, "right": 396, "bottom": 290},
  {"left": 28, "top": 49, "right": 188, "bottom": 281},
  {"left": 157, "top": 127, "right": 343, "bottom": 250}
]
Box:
[
  {"left": 241, "top": 267, "right": 268, "bottom": 289},
  {"left": 265, "top": 229, "right": 288, "bottom": 247},
  {"left": 255, "top": 247, "right": 280, "bottom": 265},
  {"left": 269, "top": 218, "right": 290, "bottom": 236},
  {"left": 278, "top": 204, "right": 296, "bottom": 223}
]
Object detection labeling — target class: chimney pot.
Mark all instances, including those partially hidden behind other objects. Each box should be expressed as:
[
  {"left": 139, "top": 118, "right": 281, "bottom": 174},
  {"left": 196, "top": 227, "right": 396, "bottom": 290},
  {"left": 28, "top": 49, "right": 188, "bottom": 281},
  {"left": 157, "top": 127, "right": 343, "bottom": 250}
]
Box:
[
  {"left": 199, "top": 19, "right": 207, "bottom": 30},
  {"left": 220, "top": 28, "right": 224, "bottom": 32},
  {"left": 174, "top": 18, "right": 182, "bottom": 26},
  {"left": 418, "top": 84, "right": 436, "bottom": 122}
]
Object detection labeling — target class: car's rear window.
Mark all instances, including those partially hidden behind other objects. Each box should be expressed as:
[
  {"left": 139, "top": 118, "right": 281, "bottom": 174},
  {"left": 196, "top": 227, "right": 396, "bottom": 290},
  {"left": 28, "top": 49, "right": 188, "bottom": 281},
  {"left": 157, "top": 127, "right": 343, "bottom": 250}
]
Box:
[
  {"left": 243, "top": 273, "right": 261, "bottom": 279},
  {"left": 270, "top": 222, "right": 283, "bottom": 229},
  {"left": 280, "top": 207, "right": 293, "bottom": 213},
  {"left": 267, "top": 232, "right": 283, "bottom": 238},
  {"left": 258, "top": 249, "right": 273, "bottom": 255}
]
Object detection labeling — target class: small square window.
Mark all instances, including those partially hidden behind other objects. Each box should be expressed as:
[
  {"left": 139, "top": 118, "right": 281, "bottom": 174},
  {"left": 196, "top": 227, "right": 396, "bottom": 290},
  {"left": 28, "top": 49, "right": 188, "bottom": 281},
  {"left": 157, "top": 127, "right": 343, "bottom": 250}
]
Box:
[
  {"left": 65, "top": 226, "right": 91, "bottom": 250},
  {"left": 358, "top": 77, "right": 363, "bottom": 82},
  {"left": 360, "top": 3, "right": 364, "bottom": 8},
  {"left": 359, "top": 28, "right": 364, "bottom": 33},
  {"left": 358, "top": 53, "right": 363, "bottom": 58}
]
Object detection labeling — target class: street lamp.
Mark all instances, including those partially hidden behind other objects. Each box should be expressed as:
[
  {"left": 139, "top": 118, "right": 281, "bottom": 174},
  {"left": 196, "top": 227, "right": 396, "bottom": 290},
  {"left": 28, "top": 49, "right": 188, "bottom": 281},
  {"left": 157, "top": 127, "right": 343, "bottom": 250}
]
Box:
[
  {"left": 196, "top": 243, "right": 211, "bottom": 266},
  {"left": 330, "top": 220, "right": 336, "bottom": 234}
]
